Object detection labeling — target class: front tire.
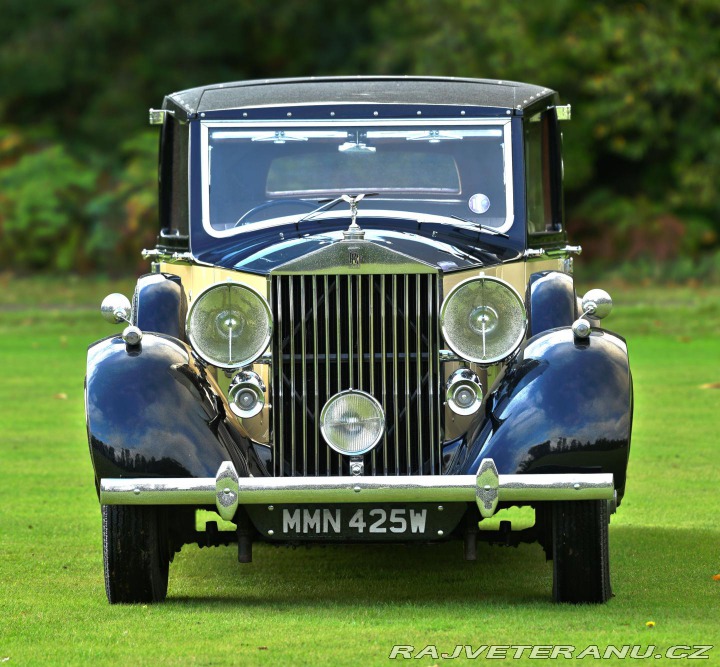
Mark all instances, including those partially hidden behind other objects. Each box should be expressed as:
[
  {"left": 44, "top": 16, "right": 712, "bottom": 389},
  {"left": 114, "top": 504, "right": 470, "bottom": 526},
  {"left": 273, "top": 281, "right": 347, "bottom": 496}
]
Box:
[
  {"left": 551, "top": 500, "right": 611, "bottom": 603},
  {"left": 102, "top": 505, "right": 170, "bottom": 604}
]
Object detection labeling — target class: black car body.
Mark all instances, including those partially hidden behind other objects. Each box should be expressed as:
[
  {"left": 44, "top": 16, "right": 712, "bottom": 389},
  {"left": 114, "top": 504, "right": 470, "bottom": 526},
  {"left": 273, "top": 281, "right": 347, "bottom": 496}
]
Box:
[{"left": 86, "top": 76, "right": 632, "bottom": 604}]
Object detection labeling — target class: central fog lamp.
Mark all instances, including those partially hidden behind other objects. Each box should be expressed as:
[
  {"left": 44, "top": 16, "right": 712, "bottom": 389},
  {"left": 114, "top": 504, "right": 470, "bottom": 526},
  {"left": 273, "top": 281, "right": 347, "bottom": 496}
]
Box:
[{"left": 320, "top": 390, "right": 385, "bottom": 456}]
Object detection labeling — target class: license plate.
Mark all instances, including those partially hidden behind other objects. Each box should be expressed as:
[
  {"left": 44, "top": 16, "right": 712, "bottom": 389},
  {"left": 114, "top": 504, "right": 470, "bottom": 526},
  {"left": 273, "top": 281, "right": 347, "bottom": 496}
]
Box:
[{"left": 246, "top": 503, "right": 466, "bottom": 541}]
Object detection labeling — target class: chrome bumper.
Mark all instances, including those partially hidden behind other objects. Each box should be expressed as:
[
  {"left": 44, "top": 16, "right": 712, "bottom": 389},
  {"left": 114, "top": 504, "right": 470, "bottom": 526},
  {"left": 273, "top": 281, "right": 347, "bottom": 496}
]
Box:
[{"left": 100, "top": 459, "right": 614, "bottom": 520}]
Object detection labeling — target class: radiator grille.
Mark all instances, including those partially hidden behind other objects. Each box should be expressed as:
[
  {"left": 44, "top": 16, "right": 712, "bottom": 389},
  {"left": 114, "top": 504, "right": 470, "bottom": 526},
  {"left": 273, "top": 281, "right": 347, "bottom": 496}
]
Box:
[{"left": 271, "top": 273, "right": 441, "bottom": 476}]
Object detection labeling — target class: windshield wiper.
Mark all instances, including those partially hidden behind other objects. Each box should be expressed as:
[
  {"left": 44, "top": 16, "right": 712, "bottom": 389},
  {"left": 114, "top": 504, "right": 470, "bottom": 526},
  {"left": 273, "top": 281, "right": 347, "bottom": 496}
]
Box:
[
  {"left": 448, "top": 214, "right": 509, "bottom": 238},
  {"left": 297, "top": 192, "right": 378, "bottom": 224}
]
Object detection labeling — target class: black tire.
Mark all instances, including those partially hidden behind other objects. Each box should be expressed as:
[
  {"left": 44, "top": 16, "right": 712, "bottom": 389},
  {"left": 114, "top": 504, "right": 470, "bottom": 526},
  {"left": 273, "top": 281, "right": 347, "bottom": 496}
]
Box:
[
  {"left": 102, "top": 505, "right": 170, "bottom": 604},
  {"left": 551, "top": 500, "right": 611, "bottom": 604}
]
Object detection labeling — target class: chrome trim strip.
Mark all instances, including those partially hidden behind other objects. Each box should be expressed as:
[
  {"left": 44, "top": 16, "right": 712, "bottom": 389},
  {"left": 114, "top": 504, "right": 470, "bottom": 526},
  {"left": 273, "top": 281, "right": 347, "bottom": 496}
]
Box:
[
  {"left": 431, "top": 274, "right": 439, "bottom": 474},
  {"left": 300, "top": 277, "right": 307, "bottom": 477},
  {"left": 427, "top": 274, "right": 435, "bottom": 474},
  {"left": 381, "top": 275, "right": 388, "bottom": 475},
  {"left": 415, "top": 276, "right": 423, "bottom": 475},
  {"left": 404, "top": 275, "right": 411, "bottom": 474},
  {"left": 392, "top": 275, "right": 400, "bottom": 475},
  {"left": 312, "top": 278, "right": 319, "bottom": 475},
  {"left": 205, "top": 118, "right": 513, "bottom": 128},
  {"left": 348, "top": 275, "right": 354, "bottom": 388},
  {"left": 369, "top": 275, "right": 376, "bottom": 476},
  {"left": 357, "top": 275, "right": 363, "bottom": 391},
  {"left": 276, "top": 278, "right": 283, "bottom": 476},
  {"left": 324, "top": 275, "right": 331, "bottom": 475},
  {"left": 100, "top": 459, "right": 615, "bottom": 521},
  {"left": 200, "top": 119, "right": 514, "bottom": 239},
  {"left": 289, "top": 278, "right": 296, "bottom": 473},
  {"left": 335, "top": 276, "right": 342, "bottom": 474}
]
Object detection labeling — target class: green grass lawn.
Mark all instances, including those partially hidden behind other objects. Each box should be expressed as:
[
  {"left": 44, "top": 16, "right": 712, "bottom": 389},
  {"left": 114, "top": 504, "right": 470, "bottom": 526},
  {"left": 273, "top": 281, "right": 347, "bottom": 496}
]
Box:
[{"left": 1, "top": 276, "right": 718, "bottom": 665}]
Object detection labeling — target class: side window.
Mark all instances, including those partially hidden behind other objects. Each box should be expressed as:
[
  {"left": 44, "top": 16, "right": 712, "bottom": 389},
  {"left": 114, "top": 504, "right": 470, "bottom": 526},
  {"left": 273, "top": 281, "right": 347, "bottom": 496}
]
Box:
[{"left": 525, "top": 111, "right": 562, "bottom": 235}]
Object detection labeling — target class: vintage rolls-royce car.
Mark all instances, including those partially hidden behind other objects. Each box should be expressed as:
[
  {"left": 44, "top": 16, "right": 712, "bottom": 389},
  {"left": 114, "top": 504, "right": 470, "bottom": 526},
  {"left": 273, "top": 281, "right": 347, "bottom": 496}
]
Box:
[{"left": 87, "top": 76, "right": 632, "bottom": 604}]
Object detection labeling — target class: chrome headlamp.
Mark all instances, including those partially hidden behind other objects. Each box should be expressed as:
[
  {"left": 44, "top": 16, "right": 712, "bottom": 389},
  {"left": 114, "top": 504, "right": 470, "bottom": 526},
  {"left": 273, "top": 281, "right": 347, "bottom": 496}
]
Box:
[
  {"left": 186, "top": 282, "right": 272, "bottom": 369},
  {"left": 320, "top": 390, "right": 385, "bottom": 456},
  {"left": 441, "top": 275, "right": 527, "bottom": 365}
]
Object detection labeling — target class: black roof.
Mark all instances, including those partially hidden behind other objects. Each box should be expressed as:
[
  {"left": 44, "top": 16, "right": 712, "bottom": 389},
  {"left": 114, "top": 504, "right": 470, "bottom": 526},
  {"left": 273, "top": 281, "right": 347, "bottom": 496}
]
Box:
[{"left": 166, "top": 76, "right": 556, "bottom": 115}]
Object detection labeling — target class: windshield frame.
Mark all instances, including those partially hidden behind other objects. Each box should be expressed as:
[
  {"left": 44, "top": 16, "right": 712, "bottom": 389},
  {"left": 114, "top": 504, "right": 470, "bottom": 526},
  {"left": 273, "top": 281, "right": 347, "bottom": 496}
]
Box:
[{"left": 199, "top": 118, "right": 514, "bottom": 238}]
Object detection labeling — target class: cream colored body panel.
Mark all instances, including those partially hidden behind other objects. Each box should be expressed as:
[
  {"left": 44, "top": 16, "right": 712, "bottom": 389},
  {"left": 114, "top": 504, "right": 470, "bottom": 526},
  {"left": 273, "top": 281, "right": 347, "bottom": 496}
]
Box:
[
  {"left": 159, "top": 263, "right": 270, "bottom": 301},
  {"left": 160, "top": 257, "right": 569, "bottom": 445},
  {"left": 441, "top": 257, "right": 567, "bottom": 441},
  {"left": 441, "top": 257, "right": 564, "bottom": 300},
  {"left": 159, "top": 262, "right": 272, "bottom": 442}
]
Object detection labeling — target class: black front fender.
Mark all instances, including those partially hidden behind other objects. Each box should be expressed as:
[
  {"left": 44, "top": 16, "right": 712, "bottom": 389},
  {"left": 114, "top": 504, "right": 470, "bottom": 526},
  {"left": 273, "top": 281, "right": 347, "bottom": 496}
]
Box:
[
  {"left": 451, "top": 328, "right": 633, "bottom": 501},
  {"left": 86, "top": 333, "right": 259, "bottom": 486}
]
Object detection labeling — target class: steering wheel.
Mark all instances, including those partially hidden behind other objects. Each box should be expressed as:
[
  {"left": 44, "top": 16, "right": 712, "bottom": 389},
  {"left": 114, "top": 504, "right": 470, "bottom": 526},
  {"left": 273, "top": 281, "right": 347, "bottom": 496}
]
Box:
[{"left": 233, "top": 199, "right": 317, "bottom": 227}]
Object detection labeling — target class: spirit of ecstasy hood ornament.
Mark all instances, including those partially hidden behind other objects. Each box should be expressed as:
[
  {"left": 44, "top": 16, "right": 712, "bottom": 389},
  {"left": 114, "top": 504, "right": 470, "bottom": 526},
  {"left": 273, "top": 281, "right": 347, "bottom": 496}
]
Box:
[{"left": 342, "top": 193, "right": 367, "bottom": 240}]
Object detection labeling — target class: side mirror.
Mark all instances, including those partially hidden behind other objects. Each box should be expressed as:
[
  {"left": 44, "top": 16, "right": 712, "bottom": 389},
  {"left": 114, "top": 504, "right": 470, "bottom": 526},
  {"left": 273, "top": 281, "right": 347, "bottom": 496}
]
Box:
[
  {"left": 101, "top": 293, "right": 132, "bottom": 324},
  {"left": 581, "top": 289, "right": 613, "bottom": 320}
]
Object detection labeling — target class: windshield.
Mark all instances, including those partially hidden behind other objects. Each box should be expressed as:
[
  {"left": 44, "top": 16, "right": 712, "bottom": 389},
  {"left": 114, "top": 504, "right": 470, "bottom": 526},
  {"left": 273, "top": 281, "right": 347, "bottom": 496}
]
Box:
[{"left": 201, "top": 120, "right": 513, "bottom": 236}]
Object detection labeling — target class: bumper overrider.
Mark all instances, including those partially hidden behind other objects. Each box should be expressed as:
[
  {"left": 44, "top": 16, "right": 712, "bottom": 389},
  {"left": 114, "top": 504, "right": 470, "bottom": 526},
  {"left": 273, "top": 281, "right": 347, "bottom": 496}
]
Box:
[{"left": 100, "top": 458, "right": 614, "bottom": 521}]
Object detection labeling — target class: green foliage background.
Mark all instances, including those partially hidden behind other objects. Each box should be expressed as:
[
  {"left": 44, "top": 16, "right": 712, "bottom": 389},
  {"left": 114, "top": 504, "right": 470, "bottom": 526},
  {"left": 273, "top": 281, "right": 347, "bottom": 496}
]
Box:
[{"left": 1, "top": 0, "right": 718, "bottom": 275}]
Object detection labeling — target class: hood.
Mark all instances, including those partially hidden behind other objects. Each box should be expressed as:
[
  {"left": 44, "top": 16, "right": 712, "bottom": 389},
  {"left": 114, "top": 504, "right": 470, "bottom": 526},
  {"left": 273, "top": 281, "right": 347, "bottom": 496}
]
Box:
[{"left": 191, "top": 221, "right": 523, "bottom": 275}]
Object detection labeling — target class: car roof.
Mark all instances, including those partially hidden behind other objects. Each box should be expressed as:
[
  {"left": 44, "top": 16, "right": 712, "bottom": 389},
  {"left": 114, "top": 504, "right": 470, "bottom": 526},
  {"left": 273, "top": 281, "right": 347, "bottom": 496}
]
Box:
[{"left": 165, "top": 76, "right": 556, "bottom": 115}]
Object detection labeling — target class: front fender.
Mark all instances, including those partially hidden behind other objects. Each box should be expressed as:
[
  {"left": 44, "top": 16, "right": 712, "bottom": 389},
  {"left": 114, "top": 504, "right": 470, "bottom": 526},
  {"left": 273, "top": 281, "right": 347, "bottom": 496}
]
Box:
[
  {"left": 86, "top": 333, "right": 260, "bottom": 486},
  {"left": 452, "top": 328, "right": 633, "bottom": 501}
]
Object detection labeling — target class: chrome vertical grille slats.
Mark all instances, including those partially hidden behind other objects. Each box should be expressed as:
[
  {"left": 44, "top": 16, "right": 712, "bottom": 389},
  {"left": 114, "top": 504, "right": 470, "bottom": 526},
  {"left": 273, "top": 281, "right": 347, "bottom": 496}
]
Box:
[
  {"left": 381, "top": 274, "right": 388, "bottom": 475},
  {"left": 428, "top": 273, "right": 437, "bottom": 475},
  {"left": 300, "top": 280, "right": 307, "bottom": 476},
  {"left": 288, "top": 279, "right": 296, "bottom": 474},
  {"left": 276, "top": 278, "right": 284, "bottom": 474},
  {"left": 391, "top": 275, "right": 400, "bottom": 475},
  {"left": 416, "top": 277, "right": 423, "bottom": 475},
  {"left": 369, "top": 275, "right": 376, "bottom": 476},
  {"left": 403, "top": 275, "right": 411, "bottom": 475},
  {"left": 335, "top": 276, "right": 342, "bottom": 475},
  {"left": 432, "top": 273, "right": 441, "bottom": 474},
  {"left": 271, "top": 273, "right": 441, "bottom": 477},
  {"left": 324, "top": 275, "right": 331, "bottom": 474}
]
